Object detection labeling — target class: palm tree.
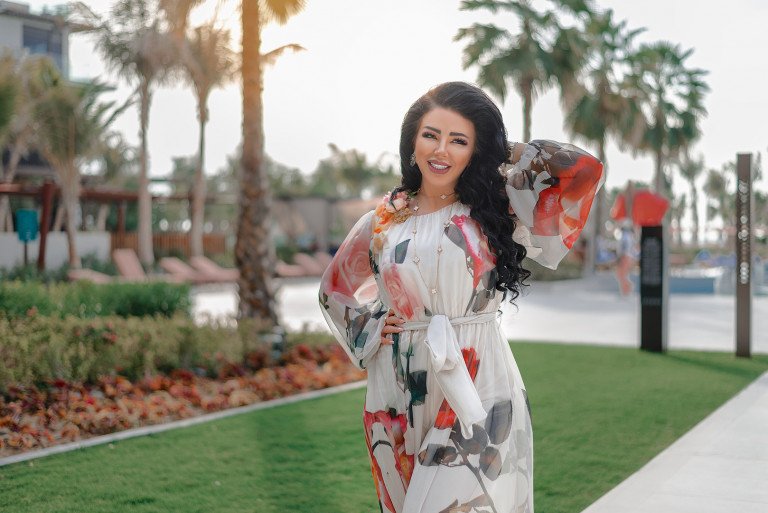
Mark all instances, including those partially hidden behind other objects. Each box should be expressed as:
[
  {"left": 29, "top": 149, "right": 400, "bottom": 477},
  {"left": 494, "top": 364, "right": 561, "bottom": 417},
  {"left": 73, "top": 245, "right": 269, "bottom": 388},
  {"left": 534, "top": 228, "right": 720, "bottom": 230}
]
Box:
[
  {"left": 703, "top": 165, "right": 729, "bottom": 242},
  {"left": 75, "top": 0, "right": 195, "bottom": 265},
  {"left": 0, "top": 52, "right": 19, "bottom": 230},
  {"left": 670, "top": 193, "right": 686, "bottom": 247},
  {"left": 34, "top": 81, "right": 128, "bottom": 268},
  {"left": 236, "top": 0, "right": 305, "bottom": 324},
  {"left": 676, "top": 152, "right": 705, "bottom": 246},
  {"left": 0, "top": 54, "right": 59, "bottom": 231},
  {"left": 625, "top": 42, "right": 709, "bottom": 193},
  {"left": 0, "top": 52, "right": 16, "bottom": 142},
  {"left": 179, "top": 22, "right": 237, "bottom": 257},
  {"left": 561, "top": 9, "right": 645, "bottom": 271},
  {"left": 455, "top": 0, "right": 593, "bottom": 141}
]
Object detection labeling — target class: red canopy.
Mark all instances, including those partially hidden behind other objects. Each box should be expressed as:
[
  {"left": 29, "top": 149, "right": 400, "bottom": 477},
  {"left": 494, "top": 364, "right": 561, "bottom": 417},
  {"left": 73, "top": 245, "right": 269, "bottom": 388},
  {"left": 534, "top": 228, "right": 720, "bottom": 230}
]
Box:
[{"left": 611, "top": 190, "right": 669, "bottom": 227}]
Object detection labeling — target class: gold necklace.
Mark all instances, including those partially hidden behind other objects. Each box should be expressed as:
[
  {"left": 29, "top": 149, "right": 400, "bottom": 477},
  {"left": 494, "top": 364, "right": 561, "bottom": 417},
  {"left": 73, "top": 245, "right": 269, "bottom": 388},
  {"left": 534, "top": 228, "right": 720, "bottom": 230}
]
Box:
[{"left": 409, "top": 198, "right": 456, "bottom": 296}]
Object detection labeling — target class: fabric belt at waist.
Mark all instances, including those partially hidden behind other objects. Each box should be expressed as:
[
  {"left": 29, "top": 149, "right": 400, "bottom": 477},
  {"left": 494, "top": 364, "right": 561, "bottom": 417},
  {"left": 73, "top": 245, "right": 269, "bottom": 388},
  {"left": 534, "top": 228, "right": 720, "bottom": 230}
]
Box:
[
  {"left": 396, "top": 312, "right": 496, "bottom": 442},
  {"left": 400, "top": 311, "right": 497, "bottom": 331}
]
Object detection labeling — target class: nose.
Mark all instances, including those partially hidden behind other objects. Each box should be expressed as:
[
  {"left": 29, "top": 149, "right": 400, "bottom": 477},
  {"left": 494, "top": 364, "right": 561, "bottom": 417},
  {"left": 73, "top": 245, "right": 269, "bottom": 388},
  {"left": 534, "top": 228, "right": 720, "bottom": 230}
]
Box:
[{"left": 434, "top": 139, "right": 448, "bottom": 156}]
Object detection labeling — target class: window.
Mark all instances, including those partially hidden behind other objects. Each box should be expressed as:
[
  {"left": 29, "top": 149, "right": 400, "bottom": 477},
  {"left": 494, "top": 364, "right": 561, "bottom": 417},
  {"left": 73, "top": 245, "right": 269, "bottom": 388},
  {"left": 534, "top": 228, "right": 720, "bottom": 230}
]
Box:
[{"left": 22, "top": 25, "right": 63, "bottom": 70}]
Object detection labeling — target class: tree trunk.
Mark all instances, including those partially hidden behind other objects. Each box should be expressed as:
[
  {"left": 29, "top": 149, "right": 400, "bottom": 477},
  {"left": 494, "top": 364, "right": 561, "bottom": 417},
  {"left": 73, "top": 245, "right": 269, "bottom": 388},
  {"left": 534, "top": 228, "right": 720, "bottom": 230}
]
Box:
[
  {"left": 137, "top": 80, "right": 154, "bottom": 265},
  {"left": 522, "top": 81, "right": 532, "bottom": 143},
  {"left": 236, "top": 0, "right": 278, "bottom": 325},
  {"left": 52, "top": 203, "right": 65, "bottom": 232},
  {"left": 0, "top": 144, "right": 24, "bottom": 232},
  {"left": 190, "top": 98, "right": 207, "bottom": 257},
  {"left": 690, "top": 182, "right": 699, "bottom": 246},
  {"left": 61, "top": 167, "right": 82, "bottom": 269},
  {"left": 583, "top": 137, "right": 607, "bottom": 275},
  {"left": 96, "top": 203, "right": 109, "bottom": 231},
  {"left": 654, "top": 147, "right": 664, "bottom": 194}
]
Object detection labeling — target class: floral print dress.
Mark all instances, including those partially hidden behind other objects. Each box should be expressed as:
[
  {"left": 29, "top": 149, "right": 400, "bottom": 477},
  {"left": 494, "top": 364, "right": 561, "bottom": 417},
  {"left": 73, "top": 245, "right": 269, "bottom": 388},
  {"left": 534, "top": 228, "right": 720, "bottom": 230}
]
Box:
[{"left": 319, "top": 141, "right": 603, "bottom": 513}]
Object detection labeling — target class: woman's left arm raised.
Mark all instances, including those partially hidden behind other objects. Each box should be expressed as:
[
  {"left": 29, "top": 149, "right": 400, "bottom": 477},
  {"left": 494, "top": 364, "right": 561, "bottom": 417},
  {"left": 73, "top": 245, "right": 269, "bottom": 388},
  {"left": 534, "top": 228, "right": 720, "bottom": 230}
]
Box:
[{"left": 501, "top": 140, "right": 605, "bottom": 270}]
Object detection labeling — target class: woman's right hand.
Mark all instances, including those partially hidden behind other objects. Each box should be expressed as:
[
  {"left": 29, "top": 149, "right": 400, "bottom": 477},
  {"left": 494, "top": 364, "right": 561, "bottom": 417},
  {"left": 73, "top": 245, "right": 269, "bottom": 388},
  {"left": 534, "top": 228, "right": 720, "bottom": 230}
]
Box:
[{"left": 380, "top": 309, "right": 405, "bottom": 345}]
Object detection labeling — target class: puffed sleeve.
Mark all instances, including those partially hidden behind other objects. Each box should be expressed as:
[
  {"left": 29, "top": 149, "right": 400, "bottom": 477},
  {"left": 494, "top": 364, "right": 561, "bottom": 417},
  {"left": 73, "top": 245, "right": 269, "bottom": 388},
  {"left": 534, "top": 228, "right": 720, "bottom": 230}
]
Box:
[
  {"left": 318, "top": 210, "right": 388, "bottom": 370},
  {"left": 501, "top": 140, "right": 605, "bottom": 269}
]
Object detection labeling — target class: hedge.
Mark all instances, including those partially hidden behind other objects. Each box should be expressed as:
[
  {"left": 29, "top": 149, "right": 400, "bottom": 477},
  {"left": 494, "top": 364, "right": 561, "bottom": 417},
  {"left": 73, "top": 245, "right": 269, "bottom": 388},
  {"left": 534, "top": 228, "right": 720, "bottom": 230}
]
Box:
[
  {"left": 0, "top": 280, "right": 191, "bottom": 319},
  {"left": 0, "top": 313, "right": 274, "bottom": 388}
]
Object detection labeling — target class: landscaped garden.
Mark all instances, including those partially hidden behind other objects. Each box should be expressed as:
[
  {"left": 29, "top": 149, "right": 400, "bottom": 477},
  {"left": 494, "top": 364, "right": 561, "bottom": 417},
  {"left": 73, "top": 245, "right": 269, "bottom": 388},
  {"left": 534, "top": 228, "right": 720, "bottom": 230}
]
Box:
[
  {"left": 0, "top": 278, "right": 365, "bottom": 456},
  {"left": 2, "top": 334, "right": 766, "bottom": 513}
]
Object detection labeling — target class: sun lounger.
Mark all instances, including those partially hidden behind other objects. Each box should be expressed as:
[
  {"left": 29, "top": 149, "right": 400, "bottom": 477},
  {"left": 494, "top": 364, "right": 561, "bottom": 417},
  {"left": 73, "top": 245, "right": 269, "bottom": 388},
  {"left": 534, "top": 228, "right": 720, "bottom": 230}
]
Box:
[
  {"left": 313, "top": 251, "right": 334, "bottom": 269},
  {"left": 276, "top": 260, "right": 307, "bottom": 278},
  {"left": 113, "top": 248, "right": 181, "bottom": 282},
  {"left": 159, "top": 257, "right": 211, "bottom": 284},
  {"left": 292, "top": 253, "right": 325, "bottom": 276},
  {"left": 189, "top": 255, "right": 239, "bottom": 282},
  {"left": 113, "top": 248, "right": 149, "bottom": 281},
  {"left": 67, "top": 268, "right": 113, "bottom": 284}
]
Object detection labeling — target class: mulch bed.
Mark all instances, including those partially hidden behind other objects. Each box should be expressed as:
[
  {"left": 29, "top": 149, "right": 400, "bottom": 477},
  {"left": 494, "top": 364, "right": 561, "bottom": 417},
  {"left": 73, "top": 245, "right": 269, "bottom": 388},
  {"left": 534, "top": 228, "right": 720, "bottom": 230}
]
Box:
[{"left": 0, "top": 344, "right": 365, "bottom": 457}]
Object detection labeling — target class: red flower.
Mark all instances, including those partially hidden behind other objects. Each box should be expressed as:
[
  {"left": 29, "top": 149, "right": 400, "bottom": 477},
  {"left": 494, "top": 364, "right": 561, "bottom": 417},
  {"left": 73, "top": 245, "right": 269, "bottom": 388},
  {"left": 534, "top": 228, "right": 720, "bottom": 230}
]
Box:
[
  {"left": 363, "top": 408, "right": 414, "bottom": 509},
  {"left": 322, "top": 225, "right": 373, "bottom": 300},
  {"left": 434, "top": 348, "right": 480, "bottom": 429}
]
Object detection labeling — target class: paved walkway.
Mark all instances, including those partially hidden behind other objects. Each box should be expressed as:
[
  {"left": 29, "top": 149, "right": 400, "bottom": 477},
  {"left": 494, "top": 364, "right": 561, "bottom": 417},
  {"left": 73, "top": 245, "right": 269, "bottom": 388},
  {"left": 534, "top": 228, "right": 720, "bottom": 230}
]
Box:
[
  {"left": 192, "top": 274, "right": 768, "bottom": 354},
  {"left": 581, "top": 370, "right": 768, "bottom": 513},
  {"left": 192, "top": 275, "right": 768, "bottom": 513}
]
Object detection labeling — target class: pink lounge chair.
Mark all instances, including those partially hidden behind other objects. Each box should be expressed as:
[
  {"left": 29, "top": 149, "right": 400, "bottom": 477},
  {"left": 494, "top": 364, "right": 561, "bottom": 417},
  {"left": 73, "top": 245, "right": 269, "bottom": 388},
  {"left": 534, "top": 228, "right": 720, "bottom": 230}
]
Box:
[
  {"left": 113, "top": 248, "right": 149, "bottom": 281},
  {"left": 189, "top": 256, "right": 239, "bottom": 283},
  {"left": 67, "top": 268, "right": 113, "bottom": 284},
  {"left": 292, "top": 253, "right": 325, "bottom": 276},
  {"left": 313, "top": 251, "right": 334, "bottom": 269},
  {"left": 276, "top": 260, "right": 307, "bottom": 278},
  {"left": 112, "top": 248, "right": 181, "bottom": 283},
  {"left": 159, "top": 257, "right": 210, "bottom": 284}
]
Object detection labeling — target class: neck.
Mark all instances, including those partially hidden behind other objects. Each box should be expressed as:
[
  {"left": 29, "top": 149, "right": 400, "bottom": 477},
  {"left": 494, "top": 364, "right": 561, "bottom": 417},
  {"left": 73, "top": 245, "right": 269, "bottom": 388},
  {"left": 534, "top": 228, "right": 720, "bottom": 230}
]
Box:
[{"left": 414, "top": 186, "right": 458, "bottom": 212}]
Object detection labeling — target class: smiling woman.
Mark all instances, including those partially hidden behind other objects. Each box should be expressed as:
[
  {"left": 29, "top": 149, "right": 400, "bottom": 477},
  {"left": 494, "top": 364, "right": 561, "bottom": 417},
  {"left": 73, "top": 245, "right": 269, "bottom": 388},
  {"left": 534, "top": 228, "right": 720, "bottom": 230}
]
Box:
[
  {"left": 412, "top": 108, "right": 475, "bottom": 208},
  {"left": 318, "top": 81, "right": 604, "bottom": 513}
]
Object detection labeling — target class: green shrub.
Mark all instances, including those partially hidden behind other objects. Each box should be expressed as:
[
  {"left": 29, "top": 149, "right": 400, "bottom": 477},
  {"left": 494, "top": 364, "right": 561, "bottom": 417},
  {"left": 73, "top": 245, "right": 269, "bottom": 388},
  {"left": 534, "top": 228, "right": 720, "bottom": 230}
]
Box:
[
  {"left": 0, "top": 281, "right": 191, "bottom": 319},
  {"left": 0, "top": 252, "right": 115, "bottom": 283},
  {"left": 0, "top": 262, "right": 68, "bottom": 283},
  {"left": 0, "top": 314, "right": 255, "bottom": 387}
]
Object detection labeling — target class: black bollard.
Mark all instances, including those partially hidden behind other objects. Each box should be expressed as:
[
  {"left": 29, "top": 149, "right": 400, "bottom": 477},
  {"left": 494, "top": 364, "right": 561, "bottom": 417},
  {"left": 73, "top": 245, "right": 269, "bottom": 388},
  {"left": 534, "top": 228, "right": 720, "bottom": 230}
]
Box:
[{"left": 640, "top": 224, "right": 668, "bottom": 352}]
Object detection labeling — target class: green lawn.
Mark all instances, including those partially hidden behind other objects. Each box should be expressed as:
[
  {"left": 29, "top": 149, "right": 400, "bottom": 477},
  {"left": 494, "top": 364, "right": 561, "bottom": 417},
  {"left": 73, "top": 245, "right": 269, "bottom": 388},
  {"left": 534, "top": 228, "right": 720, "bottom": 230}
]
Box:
[{"left": 1, "top": 343, "right": 767, "bottom": 513}]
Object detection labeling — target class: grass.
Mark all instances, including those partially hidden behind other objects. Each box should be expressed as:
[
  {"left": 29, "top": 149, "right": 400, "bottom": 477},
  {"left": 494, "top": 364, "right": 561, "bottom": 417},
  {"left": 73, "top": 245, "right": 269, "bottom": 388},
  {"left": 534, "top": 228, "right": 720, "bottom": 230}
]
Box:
[{"left": 1, "top": 343, "right": 767, "bottom": 513}]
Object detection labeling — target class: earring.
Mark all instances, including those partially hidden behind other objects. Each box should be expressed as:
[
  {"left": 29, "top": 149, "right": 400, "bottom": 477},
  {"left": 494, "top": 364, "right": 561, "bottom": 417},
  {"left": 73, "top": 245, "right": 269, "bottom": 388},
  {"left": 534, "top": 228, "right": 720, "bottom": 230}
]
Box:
[{"left": 409, "top": 153, "right": 416, "bottom": 167}]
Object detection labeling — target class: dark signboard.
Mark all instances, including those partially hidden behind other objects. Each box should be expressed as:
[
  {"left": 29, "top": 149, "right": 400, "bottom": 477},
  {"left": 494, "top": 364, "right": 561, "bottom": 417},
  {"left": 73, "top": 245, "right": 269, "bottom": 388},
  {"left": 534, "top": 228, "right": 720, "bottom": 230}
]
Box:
[
  {"left": 736, "top": 154, "right": 752, "bottom": 358},
  {"left": 640, "top": 225, "right": 667, "bottom": 352}
]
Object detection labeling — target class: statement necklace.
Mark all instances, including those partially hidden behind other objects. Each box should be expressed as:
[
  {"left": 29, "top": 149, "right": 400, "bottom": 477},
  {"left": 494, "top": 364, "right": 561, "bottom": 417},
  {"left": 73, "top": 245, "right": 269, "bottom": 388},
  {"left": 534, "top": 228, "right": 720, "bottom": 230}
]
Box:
[{"left": 409, "top": 197, "right": 457, "bottom": 296}]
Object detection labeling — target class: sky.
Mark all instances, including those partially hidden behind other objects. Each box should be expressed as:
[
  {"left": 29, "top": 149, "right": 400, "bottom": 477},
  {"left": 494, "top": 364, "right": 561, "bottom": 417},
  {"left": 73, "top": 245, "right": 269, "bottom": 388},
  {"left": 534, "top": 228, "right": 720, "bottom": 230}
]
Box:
[{"left": 21, "top": 0, "right": 768, "bottom": 198}]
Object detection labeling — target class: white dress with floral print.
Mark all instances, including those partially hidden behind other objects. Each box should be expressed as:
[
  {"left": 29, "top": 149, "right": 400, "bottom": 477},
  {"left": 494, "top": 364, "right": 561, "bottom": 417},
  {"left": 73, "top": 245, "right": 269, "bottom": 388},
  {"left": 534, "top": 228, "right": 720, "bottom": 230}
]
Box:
[{"left": 319, "top": 141, "right": 603, "bottom": 513}]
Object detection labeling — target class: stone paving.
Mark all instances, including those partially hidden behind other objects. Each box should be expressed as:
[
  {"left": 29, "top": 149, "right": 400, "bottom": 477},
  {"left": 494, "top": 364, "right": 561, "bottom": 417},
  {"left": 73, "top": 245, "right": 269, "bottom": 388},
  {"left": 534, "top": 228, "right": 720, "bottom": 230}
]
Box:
[{"left": 192, "top": 274, "right": 768, "bottom": 354}]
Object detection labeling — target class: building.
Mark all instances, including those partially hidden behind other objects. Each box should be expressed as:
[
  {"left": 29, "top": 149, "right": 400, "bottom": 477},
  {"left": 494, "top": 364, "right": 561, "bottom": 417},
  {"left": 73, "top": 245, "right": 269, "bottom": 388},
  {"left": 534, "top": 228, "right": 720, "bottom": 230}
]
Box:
[{"left": 0, "top": 0, "right": 71, "bottom": 78}]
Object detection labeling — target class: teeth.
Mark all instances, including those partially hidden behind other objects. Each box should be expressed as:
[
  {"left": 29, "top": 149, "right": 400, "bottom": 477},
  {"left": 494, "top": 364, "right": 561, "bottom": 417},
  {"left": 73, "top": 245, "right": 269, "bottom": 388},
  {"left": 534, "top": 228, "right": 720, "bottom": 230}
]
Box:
[{"left": 430, "top": 162, "right": 449, "bottom": 170}]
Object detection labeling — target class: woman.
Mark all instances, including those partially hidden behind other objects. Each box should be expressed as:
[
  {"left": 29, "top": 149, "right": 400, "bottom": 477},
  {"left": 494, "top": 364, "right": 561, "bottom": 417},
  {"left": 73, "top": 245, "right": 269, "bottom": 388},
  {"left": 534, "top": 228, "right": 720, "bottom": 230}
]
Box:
[
  {"left": 615, "top": 218, "right": 638, "bottom": 296},
  {"left": 319, "top": 82, "right": 603, "bottom": 513}
]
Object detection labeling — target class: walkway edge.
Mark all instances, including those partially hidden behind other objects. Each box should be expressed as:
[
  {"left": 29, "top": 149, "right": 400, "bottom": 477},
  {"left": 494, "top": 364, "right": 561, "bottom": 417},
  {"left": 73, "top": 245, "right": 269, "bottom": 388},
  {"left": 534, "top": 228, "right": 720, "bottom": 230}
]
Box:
[
  {"left": 0, "top": 379, "right": 367, "bottom": 468},
  {"left": 581, "top": 370, "right": 768, "bottom": 513}
]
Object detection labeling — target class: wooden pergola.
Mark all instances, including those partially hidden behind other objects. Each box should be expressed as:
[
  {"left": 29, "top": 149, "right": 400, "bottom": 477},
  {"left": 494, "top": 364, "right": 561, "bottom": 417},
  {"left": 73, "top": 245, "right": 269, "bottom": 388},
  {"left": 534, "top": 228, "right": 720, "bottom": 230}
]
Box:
[{"left": 0, "top": 182, "right": 204, "bottom": 271}]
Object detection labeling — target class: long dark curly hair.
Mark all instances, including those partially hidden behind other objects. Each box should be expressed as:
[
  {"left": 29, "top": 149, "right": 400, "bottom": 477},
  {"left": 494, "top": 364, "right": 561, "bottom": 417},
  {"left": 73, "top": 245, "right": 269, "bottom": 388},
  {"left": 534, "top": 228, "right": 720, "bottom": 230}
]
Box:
[{"left": 395, "top": 81, "right": 530, "bottom": 302}]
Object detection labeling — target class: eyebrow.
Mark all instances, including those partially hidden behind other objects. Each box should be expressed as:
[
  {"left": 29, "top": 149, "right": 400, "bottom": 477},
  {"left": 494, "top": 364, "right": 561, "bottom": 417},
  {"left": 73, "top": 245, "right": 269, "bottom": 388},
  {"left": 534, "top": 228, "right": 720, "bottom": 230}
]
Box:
[{"left": 424, "top": 126, "right": 470, "bottom": 138}]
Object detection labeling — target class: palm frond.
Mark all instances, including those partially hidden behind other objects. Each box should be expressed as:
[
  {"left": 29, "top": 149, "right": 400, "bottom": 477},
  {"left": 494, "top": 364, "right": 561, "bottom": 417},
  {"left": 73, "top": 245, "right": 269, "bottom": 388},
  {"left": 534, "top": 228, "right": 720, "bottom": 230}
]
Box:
[
  {"left": 261, "top": 43, "right": 306, "bottom": 67},
  {"left": 262, "top": 0, "right": 306, "bottom": 25}
]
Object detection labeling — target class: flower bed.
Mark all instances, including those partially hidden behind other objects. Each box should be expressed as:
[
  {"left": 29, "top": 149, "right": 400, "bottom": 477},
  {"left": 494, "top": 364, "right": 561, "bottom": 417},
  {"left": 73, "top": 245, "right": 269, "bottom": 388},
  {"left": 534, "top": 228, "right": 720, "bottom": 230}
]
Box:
[{"left": 0, "top": 343, "right": 364, "bottom": 457}]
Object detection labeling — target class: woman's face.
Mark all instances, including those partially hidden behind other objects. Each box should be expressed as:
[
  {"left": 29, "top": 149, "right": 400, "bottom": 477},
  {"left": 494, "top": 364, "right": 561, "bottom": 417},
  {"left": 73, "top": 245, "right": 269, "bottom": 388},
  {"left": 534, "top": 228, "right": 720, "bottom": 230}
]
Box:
[{"left": 413, "top": 107, "right": 476, "bottom": 193}]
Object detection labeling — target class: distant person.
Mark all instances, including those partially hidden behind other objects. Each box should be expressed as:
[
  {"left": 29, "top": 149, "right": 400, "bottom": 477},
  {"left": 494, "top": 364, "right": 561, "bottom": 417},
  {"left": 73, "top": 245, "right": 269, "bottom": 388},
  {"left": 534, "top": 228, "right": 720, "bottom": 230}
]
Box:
[
  {"left": 318, "top": 82, "right": 603, "bottom": 513},
  {"left": 615, "top": 219, "right": 637, "bottom": 296}
]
